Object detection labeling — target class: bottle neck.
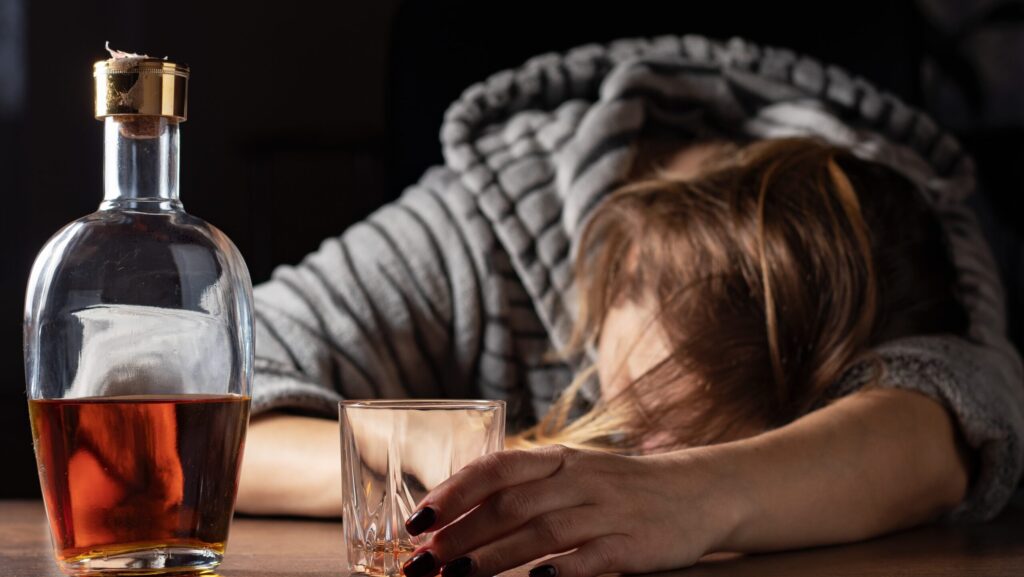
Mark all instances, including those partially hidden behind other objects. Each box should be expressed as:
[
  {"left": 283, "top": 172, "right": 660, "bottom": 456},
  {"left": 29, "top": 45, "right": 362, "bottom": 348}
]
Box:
[{"left": 101, "top": 116, "right": 182, "bottom": 211}]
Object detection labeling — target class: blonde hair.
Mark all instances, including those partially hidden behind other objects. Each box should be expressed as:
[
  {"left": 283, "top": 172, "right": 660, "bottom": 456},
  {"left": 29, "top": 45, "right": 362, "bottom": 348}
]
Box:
[{"left": 509, "top": 137, "right": 966, "bottom": 453}]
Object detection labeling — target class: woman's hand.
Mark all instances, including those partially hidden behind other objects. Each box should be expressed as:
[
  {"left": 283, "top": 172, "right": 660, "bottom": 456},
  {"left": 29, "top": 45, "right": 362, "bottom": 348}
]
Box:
[
  {"left": 399, "top": 445, "right": 742, "bottom": 577},
  {"left": 397, "top": 389, "right": 970, "bottom": 577}
]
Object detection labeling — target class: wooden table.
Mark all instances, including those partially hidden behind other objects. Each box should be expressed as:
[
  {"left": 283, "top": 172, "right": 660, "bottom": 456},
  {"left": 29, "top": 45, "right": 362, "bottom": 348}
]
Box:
[{"left": 3, "top": 497, "right": 1023, "bottom": 576}]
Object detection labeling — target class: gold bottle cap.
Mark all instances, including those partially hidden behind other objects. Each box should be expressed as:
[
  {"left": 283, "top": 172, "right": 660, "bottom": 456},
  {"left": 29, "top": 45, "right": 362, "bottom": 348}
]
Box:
[{"left": 94, "top": 48, "right": 189, "bottom": 121}]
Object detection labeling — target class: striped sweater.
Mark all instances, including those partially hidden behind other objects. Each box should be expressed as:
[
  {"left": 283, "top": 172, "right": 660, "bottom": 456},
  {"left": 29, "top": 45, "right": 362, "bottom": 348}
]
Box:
[{"left": 250, "top": 35, "right": 1024, "bottom": 522}]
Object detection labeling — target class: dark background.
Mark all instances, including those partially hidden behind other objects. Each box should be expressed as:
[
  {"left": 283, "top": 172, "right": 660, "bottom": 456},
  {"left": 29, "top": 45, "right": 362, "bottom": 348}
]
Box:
[{"left": 1, "top": 0, "right": 1022, "bottom": 498}]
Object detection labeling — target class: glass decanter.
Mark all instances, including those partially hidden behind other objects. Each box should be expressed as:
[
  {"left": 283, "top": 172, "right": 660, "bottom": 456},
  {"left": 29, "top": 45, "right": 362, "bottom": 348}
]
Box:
[{"left": 23, "top": 52, "right": 253, "bottom": 575}]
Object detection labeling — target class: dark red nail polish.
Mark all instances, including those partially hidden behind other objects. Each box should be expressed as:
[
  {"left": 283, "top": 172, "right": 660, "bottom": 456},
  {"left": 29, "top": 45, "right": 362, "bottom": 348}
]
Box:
[
  {"left": 405, "top": 507, "right": 437, "bottom": 536},
  {"left": 441, "top": 556, "right": 474, "bottom": 577},
  {"left": 403, "top": 551, "right": 438, "bottom": 577},
  {"left": 529, "top": 564, "right": 557, "bottom": 577}
]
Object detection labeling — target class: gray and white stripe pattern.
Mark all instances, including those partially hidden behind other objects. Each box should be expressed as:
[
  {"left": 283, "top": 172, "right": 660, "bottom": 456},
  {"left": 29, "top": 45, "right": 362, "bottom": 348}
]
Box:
[{"left": 252, "top": 35, "right": 1023, "bottom": 521}]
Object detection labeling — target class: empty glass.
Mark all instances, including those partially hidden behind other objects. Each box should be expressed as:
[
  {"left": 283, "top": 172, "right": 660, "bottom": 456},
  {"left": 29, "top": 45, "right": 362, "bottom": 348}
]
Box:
[{"left": 340, "top": 400, "right": 505, "bottom": 576}]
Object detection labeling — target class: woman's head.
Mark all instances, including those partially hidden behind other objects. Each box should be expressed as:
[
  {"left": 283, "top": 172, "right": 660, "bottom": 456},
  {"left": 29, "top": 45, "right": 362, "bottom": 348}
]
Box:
[{"left": 516, "top": 137, "right": 967, "bottom": 452}]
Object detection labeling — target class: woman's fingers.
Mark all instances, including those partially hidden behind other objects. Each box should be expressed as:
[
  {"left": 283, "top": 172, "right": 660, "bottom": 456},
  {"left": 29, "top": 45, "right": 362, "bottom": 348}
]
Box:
[
  {"left": 528, "top": 535, "right": 634, "bottom": 577},
  {"left": 430, "top": 506, "right": 612, "bottom": 577},
  {"left": 407, "top": 445, "right": 572, "bottom": 535},
  {"left": 425, "top": 476, "right": 590, "bottom": 563}
]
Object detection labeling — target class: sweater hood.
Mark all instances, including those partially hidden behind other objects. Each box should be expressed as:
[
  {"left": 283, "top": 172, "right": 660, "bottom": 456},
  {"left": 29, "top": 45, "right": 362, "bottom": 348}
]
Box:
[{"left": 437, "top": 34, "right": 982, "bottom": 351}]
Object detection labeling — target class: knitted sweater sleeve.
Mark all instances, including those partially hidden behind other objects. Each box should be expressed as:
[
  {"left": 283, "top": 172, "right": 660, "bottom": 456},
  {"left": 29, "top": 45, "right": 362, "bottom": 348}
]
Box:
[{"left": 249, "top": 167, "right": 488, "bottom": 416}]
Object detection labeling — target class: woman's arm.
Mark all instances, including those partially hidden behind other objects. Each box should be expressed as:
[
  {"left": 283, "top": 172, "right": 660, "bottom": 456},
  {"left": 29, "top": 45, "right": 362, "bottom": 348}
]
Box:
[
  {"left": 236, "top": 413, "right": 342, "bottom": 517},
  {"left": 405, "top": 388, "right": 970, "bottom": 577},
  {"left": 238, "top": 168, "right": 500, "bottom": 515},
  {"left": 236, "top": 406, "right": 509, "bottom": 517},
  {"left": 715, "top": 386, "right": 969, "bottom": 551}
]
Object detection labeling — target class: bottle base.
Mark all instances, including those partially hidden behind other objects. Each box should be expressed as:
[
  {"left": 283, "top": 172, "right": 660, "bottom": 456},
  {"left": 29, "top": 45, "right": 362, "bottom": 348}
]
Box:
[{"left": 57, "top": 546, "right": 221, "bottom": 576}]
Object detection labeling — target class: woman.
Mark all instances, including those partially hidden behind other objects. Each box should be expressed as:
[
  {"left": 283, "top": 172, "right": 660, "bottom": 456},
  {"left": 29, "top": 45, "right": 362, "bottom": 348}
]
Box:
[{"left": 236, "top": 36, "right": 1024, "bottom": 576}]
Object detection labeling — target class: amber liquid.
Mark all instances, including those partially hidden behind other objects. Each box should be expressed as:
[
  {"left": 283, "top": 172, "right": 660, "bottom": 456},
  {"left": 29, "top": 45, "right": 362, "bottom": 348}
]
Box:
[
  {"left": 352, "top": 541, "right": 417, "bottom": 576},
  {"left": 28, "top": 395, "right": 249, "bottom": 563}
]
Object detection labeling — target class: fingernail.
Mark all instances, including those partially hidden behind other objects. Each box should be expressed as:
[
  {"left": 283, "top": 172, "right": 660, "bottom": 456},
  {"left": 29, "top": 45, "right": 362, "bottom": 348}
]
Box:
[
  {"left": 403, "top": 551, "right": 438, "bottom": 577},
  {"left": 405, "top": 507, "right": 437, "bottom": 536},
  {"left": 441, "top": 556, "right": 474, "bottom": 577},
  {"left": 529, "top": 565, "right": 557, "bottom": 577}
]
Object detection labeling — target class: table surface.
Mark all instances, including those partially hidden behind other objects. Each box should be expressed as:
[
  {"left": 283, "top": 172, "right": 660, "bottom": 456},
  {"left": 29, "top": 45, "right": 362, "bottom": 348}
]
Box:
[{"left": 3, "top": 498, "right": 1023, "bottom": 576}]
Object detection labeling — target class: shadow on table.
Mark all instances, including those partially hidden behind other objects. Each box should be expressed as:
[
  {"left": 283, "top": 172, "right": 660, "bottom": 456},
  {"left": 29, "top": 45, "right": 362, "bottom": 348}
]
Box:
[{"left": 646, "top": 494, "right": 1024, "bottom": 577}]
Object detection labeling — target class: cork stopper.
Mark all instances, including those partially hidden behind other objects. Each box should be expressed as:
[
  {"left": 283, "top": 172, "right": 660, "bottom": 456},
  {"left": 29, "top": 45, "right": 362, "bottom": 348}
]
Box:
[{"left": 94, "top": 43, "right": 189, "bottom": 125}]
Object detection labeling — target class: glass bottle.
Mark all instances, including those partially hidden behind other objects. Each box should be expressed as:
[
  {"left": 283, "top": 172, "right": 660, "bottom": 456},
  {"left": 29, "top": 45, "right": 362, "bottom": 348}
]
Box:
[{"left": 23, "top": 54, "right": 253, "bottom": 575}]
